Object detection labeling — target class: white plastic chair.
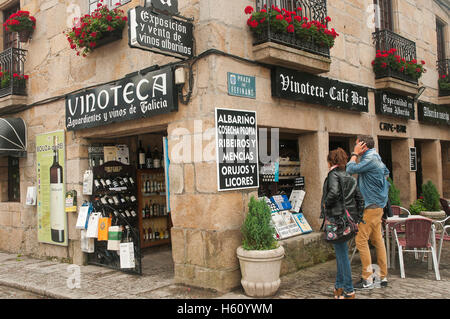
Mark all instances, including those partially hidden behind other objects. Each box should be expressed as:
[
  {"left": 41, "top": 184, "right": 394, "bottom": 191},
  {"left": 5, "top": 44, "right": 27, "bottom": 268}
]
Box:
[{"left": 391, "top": 218, "right": 440, "bottom": 280}]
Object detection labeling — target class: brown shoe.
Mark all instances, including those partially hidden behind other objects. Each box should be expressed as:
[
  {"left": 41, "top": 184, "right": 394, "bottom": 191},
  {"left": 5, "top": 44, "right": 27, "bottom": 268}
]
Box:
[
  {"left": 339, "top": 291, "right": 356, "bottom": 299},
  {"left": 334, "top": 288, "right": 343, "bottom": 299}
]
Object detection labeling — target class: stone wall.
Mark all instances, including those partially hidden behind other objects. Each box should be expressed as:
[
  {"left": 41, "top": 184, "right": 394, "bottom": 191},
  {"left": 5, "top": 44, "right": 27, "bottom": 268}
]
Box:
[{"left": 0, "top": 0, "right": 447, "bottom": 293}]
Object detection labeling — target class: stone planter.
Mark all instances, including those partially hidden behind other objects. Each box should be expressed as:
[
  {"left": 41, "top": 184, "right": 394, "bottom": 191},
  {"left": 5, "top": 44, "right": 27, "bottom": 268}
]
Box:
[
  {"left": 419, "top": 211, "right": 446, "bottom": 220},
  {"left": 236, "top": 245, "right": 285, "bottom": 297}
]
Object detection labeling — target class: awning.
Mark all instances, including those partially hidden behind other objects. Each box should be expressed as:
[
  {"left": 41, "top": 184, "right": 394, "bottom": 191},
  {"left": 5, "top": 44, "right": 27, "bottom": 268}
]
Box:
[{"left": 0, "top": 118, "right": 27, "bottom": 157}]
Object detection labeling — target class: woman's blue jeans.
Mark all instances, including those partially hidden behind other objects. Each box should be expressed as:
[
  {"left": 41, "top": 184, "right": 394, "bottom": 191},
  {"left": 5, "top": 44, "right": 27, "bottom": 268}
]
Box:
[{"left": 333, "top": 240, "right": 354, "bottom": 293}]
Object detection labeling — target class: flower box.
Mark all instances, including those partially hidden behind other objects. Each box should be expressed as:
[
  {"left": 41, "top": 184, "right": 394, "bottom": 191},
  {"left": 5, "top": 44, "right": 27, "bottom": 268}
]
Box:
[
  {"left": 94, "top": 30, "right": 123, "bottom": 50},
  {"left": 246, "top": 4, "right": 335, "bottom": 74}
]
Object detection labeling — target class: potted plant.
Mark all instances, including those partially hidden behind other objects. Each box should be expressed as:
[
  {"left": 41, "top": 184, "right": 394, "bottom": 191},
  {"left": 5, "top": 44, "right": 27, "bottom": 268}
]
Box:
[
  {"left": 387, "top": 177, "right": 401, "bottom": 206},
  {"left": 244, "top": 5, "right": 339, "bottom": 49},
  {"left": 418, "top": 181, "right": 446, "bottom": 220},
  {"left": 371, "top": 48, "right": 426, "bottom": 81},
  {"left": 438, "top": 74, "right": 450, "bottom": 95},
  {"left": 65, "top": 1, "right": 127, "bottom": 57},
  {"left": 3, "top": 10, "right": 36, "bottom": 42},
  {"left": 236, "top": 196, "right": 284, "bottom": 297}
]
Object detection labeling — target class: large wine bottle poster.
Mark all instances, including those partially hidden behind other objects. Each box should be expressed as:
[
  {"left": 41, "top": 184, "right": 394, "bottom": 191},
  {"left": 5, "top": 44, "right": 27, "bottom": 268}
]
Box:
[{"left": 36, "top": 130, "right": 68, "bottom": 246}]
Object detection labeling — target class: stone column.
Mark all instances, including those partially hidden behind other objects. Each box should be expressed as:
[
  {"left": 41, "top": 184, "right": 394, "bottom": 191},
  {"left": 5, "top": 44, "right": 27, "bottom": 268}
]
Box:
[
  {"left": 421, "top": 140, "right": 443, "bottom": 196},
  {"left": 167, "top": 117, "right": 254, "bottom": 292},
  {"left": 298, "top": 131, "right": 329, "bottom": 230},
  {"left": 391, "top": 138, "right": 416, "bottom": 207}
]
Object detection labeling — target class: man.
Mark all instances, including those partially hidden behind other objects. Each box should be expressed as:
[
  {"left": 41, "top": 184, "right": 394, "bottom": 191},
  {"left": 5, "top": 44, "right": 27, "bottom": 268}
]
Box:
[{"left": 346, "top": 135, "right": 389, "bottom": 290}]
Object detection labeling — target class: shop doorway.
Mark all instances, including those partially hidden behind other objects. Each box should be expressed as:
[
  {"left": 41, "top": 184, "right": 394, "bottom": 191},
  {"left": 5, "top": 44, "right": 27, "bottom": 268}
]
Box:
[
  {"left": 86, "top": 130, "right": 174, "bottom": 277},
  {"left": 415, "top": 141, "right": 424, "bottom": 198},
  {"left": 378, "top": 138, "right": 393, "bottom": 180},
  {"left": 329, "top": 135, "right": 352, "bottom": 156}
]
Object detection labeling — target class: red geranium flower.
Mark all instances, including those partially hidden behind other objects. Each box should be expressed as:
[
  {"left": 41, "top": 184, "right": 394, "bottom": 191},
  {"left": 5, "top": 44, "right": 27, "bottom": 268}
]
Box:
[{"left": 287, "top": 24, "right": 294, "bottom": 33}]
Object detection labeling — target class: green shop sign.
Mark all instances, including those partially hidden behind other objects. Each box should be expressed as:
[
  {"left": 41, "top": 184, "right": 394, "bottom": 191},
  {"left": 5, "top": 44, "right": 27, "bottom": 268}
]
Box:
[{"left": 227, "top": 72, "right": 256, "bottom": 99}]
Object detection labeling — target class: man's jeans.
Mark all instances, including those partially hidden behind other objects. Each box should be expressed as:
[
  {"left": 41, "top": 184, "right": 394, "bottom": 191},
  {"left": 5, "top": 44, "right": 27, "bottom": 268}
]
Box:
[
  {"left": 355, "top": 207, "right": 388, "bottom": 281},
  {"left": 333, "top": 240, "right": 354, "bottom": 293}
]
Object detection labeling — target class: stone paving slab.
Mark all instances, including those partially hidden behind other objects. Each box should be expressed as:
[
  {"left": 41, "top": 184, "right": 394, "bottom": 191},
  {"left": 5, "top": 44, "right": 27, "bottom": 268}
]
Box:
[{"left": 0, "top": 245, "right": 449, "bottom": 299}]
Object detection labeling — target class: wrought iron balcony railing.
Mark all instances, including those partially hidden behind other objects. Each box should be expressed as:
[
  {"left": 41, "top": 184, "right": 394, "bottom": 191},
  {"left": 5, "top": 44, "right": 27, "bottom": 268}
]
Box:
[
  {"left": 0, "top": 48, "right": 27, "bottom": 99},
  {"left": 254, "top": 0, "right": 330, "bottom": 58},
  {"left": 437, "top": 59, "right": 450, "bottom": 97},
  {"left": 372, "top": 29, "right": 418, "bottom": 84}
]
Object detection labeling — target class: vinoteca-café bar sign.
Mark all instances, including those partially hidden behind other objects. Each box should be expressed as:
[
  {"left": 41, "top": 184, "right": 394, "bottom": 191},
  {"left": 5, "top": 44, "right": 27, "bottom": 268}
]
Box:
[
  {"left": 65, "top": 66, "right": 178, "bottom": 131},
  {"left": 271, "top": 67, "right": 369, "bottom": 112}
]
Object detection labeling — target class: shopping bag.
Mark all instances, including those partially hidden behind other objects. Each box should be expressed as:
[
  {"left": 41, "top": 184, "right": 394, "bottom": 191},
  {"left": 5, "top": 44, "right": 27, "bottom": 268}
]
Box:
[
  {"left": 80, "top": 229, "right": 95, "bottom": 253},
  {"left": 120, "top": 242, "right": 135, "bottom": 269},
  {"left": 86, "top": 212, "right": 101, "bottom": 238},
  {"left": 97, "top": 217, "right": 112, "bottom": 241},
  {"left": 107, "top": 226, "right": 122, "bottom": 251},
  {"left": 76, "top": 203, "right": 92, "bottom": 230}
]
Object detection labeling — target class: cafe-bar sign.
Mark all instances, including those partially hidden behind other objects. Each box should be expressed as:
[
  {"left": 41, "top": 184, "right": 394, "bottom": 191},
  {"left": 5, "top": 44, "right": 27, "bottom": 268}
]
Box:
[
  {"left": 271, "top": 67, "right": 369, "bottom": 112},
  {"left": 65, "top": 66, "right": 178, "bottom": 131},
  {"left": 418, "top": 101, "right": 450, "bottom": 126},
  {"left": 128, "top": 5, "right": 194, "bottom": 59},
  {"left": 375, "top": 91, "right": 414, "bottom": 119}
]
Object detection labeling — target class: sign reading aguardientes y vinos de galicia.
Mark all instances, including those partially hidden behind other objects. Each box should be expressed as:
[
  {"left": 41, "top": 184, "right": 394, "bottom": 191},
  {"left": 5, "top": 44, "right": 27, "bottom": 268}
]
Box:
[
  {"left": 417, "top": 101, "right": 450, "bottom": 126},
  {"left": 215, "top": 108, "right": 259, "bottom": 191},
  {"left": 271, "top": 67, "right": 369, "bottom": 112},
  {"left": 375, "top": 91, "right": 415, "bottom": 119},
  {"left": 65, "top": 66, "right": 178, "bottom": 131},
  {"left": 128, "top": 6, "right": 193, "bottom": 59}
]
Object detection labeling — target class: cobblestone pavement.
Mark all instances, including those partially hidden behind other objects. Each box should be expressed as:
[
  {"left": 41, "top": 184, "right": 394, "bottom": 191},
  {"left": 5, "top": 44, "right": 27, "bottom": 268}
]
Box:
[
  {"left": 0, "top": 245, "right": 449, "bottom": 299},
  {"left": 0, "top": 285, "right": 46, "bottom": 299}
]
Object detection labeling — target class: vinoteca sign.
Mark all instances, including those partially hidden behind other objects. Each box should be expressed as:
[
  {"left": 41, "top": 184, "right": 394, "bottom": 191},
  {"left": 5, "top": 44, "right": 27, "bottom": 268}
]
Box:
[
  {"left": 375, "top": 91, "right": 414, "bottom": 119},
  {"left": 271, "top": 67, "right": 368, "bottom": 112},
  {"left": 65, "top": 66, "right": 178, "bottom": 131},
  {"left": 215, "top": 108, "right": 259, "bottom": 191},
  {"left": 128, "top": 6, "right": 193, "bottom": 59}
]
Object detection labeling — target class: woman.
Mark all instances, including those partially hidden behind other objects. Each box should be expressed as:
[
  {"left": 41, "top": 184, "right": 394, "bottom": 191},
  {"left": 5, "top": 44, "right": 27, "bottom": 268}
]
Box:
[{"left": 321, "top": 148, "right": 365, "bottom": 299}]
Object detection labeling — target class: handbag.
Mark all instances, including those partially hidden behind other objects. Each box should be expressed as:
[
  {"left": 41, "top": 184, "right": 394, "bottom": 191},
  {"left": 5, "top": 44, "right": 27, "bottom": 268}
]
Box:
[
  {"left": 383, "top": 198, "right": 393, "bottom": 219},
  {"left": 97, "top": 216, "right": 112, "bottom": 241},
  {"left": 107, "top": 226, "right": 122, "bottom": 251},
  {"left": 80, "top": 229, "right": 95, "bottom": 253},
  {"left": 321, "top": 176, "right": 359, "bottom": 243},
  {"left": 76, "top": 202, "right": 92, "bottom": 230}
]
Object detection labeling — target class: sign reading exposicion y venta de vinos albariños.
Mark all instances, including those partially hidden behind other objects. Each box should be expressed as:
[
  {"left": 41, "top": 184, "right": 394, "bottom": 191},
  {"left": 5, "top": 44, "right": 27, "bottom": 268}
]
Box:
[
  {"left": 128, "top": 5, "right": 194, "bottom": 59},
  {"left": 65, "top": 66, "right": 178, "bottom": 131},
  {"left": 271, "top": 67, "right": 369, "bottom": 112},
  {"left": 215, "top": 108, "right": 259, "bottom": 191}
]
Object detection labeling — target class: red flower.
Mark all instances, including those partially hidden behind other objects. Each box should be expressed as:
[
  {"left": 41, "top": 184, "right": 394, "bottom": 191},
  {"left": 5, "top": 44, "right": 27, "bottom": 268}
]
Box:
[
  {"left": 24, "top": 75, "right": 29, "bottom": 80},
  {"left": 90, "top": 32, "right": 97, "bottom": 38},
  {"left": 325, "top": 16, "right": 331, "bottom": 22},
  {"left": 122, "top": 16, "right": 127, "bottom": 21},
  {"left": 287, "top": 24, "right": 294, "bottom": 33},
  {"left": 250, "top": 20, "right": 258, "bottom": 28},
  {"left": 421, "top": 60, "right": 426, "bottom": 65},
  {"left": 442, "top": 75, "right": 447, "bottom": 79},
  {"left": 297, "top": 7, "right": 302, "bottom": 11},
  {"left": 244, "top": 6, "right": 254, "bottom": 14},
  {"left": 381, "top": 62, "right": 387, "bottom": 68},
  {"left": 260, "top": 18, "right": 266, "bottom": 23},
  {"left": 400, "top": 66, "right": 405, "bottom": 71},
  {"left": 285, "top": 16, "right": 292, "bottom": 23},
  {"left": 294, "top": 16, "right": 302, "bottom": 22},
  {"left": 261, "top": 9, "right": 267, "bottom": 13},
  {"left": 89, "top": 42, "right": 97, "bottom": 48},
  {"left": 276, "top": 14, "right": 284, "bottom": 20},
  {"left": 107, "top": 15, "right": 112, "bottom": 21},
  {"left": 13, "top": 73, "right": 18, "bottom": 78},
  {"left": 371, "top": 60, "right": 375, "bottom": 65},
  {"left": 107, "top": 26, "right": 114, "bottom": 31},
  {"left": 416, "top": 68, "right": 421, "bottom": 73},
  {"left": 411, "top": 59, "right": 417, "bottom": 64}
]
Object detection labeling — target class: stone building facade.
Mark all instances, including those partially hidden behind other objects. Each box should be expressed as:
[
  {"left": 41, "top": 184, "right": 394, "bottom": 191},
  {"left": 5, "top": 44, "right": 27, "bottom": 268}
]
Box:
[{"left": 0, "top": 0, "right": 448, "bottom": 292}]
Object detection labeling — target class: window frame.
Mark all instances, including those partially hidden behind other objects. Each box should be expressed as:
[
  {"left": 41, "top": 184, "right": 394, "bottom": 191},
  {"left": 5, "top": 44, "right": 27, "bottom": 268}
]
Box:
[
  {"left": 374, "top": 0, "right": 394, "bottom": 32},
  {"left": 88, "top": 0, "right": 131, "bottom": 14},
  {"left": 7, "top": 156, "right": 20, "bottom": 202}
]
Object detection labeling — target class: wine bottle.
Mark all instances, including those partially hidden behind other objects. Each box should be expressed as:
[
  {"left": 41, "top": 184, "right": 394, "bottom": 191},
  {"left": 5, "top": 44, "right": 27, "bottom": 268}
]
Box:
[
  {"left": 138, "top": 140, "right": 145, "bottom": 169},
  {"left": 146, "top": 146, "right": 153, "bottom": 169},
  {"left": 50, "top": 136, "right": 65, "bottom": 243},
  {"left": 94, "top": 178, "right": 101, "bottom": 191},
  {"left": 145, "top": 177, "right": 150, "bottom": 194},
  {"left": 143, "top": 228, "right": 147, "bottom": 241},
  {"left": 153, "top": 147, "right": 161, "bottom": 168},
  {"left": 142, "top": 206, "right": 146, "bottom": 220},
  {"left": 100, "top": 178, "right": 107, "bottom": 189},
  {"left": 148, "top": 226, "right": 153, "bottom": 241}
]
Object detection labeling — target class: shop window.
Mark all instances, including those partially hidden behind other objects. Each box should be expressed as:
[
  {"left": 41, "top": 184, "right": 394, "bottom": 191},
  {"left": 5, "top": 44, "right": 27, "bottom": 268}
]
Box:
[
  {"left": 374, "top": 0, "right": 393, "bottom": 31},
  {"left": 7, "top": 157, "right": 19, "bottom": 202},
  {"left": 88, "top": 0, "right": 131, "bottom": 13},
  {"left": 436, "top": 20, "right": 446, "bottom": 64}
]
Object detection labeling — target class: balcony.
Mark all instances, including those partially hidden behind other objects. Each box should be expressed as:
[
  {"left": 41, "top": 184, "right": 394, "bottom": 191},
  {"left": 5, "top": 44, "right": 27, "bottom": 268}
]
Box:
[
  {"left": 251, "top": 0, "right": 331, "bottom": 74},
  {"left": 437, "top": 59, "right": 450, "bottom": 105},
  {"left": 372, "top": 30, "right": 419, "bottom": 96},
  {"left": 0, "top": 48, "right": 28, "bottom": 111}
]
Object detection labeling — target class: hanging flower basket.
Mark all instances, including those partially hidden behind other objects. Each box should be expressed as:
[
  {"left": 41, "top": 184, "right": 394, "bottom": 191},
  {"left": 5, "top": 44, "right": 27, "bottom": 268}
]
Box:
[
  {"left": 65, "top": 1, "right": 127, "bottom": 57},
  {"left": 3, "top": 11, "right": 36, "bottom": 42}
]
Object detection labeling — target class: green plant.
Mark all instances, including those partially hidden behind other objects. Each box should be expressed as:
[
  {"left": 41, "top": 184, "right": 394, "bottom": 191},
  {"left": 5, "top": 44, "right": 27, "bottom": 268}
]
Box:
[
  {"left": 439, "top": 74, "right": 450, "bottom": 92},
  {"left": 241, "top": 196, "right": 278, "bottom": 251},
  {"left": 0, "top": 72, "right": 10, "bottom": 89},
  {"left": 409, "top": 198, "right": 426, "bottom": 215},
  {"left": 3, "top": 10, "right": 36, "bottom": 32},
  {"left": 421, "top": 181, "right": 441, "bottom": 212},
  {"left": 65, "top": 2, "right": 127, "bottom": 57},
  {"left": 244, "top": 5, "right": 339, "bottom": 49},
  {"left": 387, "top": 177, "right": 401, "bottom": 206},
  {"left": 372, "top": 48, "right": 426, "bottom": 80}
]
